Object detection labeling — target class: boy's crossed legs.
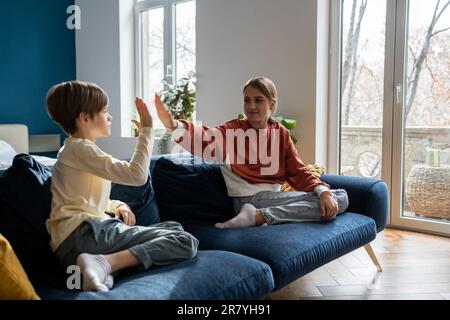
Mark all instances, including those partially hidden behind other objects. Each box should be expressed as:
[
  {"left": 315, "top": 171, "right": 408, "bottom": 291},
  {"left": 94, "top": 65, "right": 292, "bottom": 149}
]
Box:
[{"left": 56, "top": 220, "right": 199, "bottom": 291}]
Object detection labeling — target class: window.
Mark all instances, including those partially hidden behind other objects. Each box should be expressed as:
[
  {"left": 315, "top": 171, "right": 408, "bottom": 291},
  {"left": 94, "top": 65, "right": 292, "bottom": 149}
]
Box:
[
  {"left": 135, "top": 0, "right": 196, "bottom": 133},
  {"left": 339, "top": 0, "right": 386, "bottom": 179},
  {"left": 331, "top": 0, "right": 450, "bottom": 235}
]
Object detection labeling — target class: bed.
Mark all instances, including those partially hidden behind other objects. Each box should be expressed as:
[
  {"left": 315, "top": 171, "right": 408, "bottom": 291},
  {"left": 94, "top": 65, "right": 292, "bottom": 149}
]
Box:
[{"left": 0, "top": 124, "right": 57, "bottom": 171}]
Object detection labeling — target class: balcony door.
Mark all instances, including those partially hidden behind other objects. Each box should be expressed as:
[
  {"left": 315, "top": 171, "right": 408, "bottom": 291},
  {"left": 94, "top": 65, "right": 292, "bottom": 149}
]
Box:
[{"left": 334, "top": 0, "right": 450, "bottom": 235}]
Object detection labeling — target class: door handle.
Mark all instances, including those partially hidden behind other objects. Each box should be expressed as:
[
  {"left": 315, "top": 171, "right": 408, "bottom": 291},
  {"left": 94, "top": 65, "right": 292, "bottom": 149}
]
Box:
[{"left": 396, "top": 84, "right": 402, "bottom": 104}]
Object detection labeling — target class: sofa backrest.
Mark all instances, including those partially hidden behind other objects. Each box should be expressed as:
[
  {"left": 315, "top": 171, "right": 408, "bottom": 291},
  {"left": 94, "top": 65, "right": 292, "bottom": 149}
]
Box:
[
  {"left": 0, "top": 154, "right": 63, "bottom": 287},
  {"left": 110, "top": 158, "right": 160, "bottom": 226},
  {"left": 151, "top": 154, "right": 235, "bottom": 223}
]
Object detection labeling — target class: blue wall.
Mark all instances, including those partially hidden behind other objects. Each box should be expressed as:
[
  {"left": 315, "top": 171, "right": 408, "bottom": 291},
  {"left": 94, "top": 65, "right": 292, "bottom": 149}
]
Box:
[{"left": 0, "top": 0, "right": 75, "bottom": 135}]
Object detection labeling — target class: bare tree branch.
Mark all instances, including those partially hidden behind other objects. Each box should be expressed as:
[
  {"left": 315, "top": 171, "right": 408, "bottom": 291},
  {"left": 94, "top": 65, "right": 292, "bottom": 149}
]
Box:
[
  {"left": 405, "top": 0, "right": 449, "bottom": 118},
  {"left": 343, "top": 0, "right": 368, "bottom": 125},
  {"left": 424, "top": 56, "right": 437, "bottom": 94},
  {"left": 431, "top": 26, "right": 450, "bottom": 37},
  {"left": 435, "top": 0, "right": 450, "bottom": 22},
  {"left": 176, "top": 42, "right": 195, "bottom": 55},
  {"left": 408, "top": 43, "right": 418, "bottom": 85},
  {"left": 342, "top": 0, "right": 358, "bottom": 94},
  {"left": 360, "top": 64, "right": 383, "bottom": 99}
]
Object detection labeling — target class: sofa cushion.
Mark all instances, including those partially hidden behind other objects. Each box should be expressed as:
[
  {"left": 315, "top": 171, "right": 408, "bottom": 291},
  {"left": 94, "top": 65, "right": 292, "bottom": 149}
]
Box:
[
  {"left": 0, "top": 154, "right": 64, "bottom": 287},
  {"left": 0, "top": 233, "right": 40, "bottom": 300},
  {"left": 37, "top": 250, "right": 274, "bottom": 300},
  {"left": 152, "top": 155, "right": 234, "bottom": 223},
  {"left": 182, "top": 213, "right": 377, "bottom": 290},
  {"left": 110, "top": 160, "right": 160, "bottom": 226}
]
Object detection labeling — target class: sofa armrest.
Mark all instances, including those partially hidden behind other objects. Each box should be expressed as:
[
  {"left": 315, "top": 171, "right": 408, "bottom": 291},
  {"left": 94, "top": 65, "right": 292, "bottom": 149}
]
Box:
[{"left": 321, "top": 174, "right": 389, "bottom": 232}]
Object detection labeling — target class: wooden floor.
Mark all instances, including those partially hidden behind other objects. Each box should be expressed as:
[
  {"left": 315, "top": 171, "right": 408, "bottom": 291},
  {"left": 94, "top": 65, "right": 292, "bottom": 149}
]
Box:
[{"left": 269, "top": 228, "right": 450, "bottom": 300}]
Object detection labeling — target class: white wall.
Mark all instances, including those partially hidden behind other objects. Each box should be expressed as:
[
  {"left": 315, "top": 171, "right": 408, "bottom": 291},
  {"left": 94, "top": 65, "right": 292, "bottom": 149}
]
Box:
[
  {"left": 76, "top": 0, "right": 328, "bottom": 165},
  {"left": 196, "top": 0, "right": 327, "bottom": 165},
  {"left": 76, "top": 0, "right": 143, "bottom": 158}
]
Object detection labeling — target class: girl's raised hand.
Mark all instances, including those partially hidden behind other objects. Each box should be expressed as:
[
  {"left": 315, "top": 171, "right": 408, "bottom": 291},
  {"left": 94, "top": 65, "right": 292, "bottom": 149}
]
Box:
[
  {"left": 154, "top": 93, "right": 178, "bottom": 131},
  {"left": 132, "top": 97, "right": 153, "bottom": 131}
]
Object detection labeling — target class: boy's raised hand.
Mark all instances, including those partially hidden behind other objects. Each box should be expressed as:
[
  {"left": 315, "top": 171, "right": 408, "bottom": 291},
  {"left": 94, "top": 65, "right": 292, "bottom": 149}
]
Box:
[
  {"left": 132, "top": 97, "right": 153, "bottom": 130},
  {"left": 154, "top": 93, "right": 178, "bottom": 131}
]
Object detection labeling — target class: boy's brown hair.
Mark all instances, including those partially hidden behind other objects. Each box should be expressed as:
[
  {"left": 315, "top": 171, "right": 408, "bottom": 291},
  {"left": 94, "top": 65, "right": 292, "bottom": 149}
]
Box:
[{"left": 46, "top": 81, "right": 109, "bottom": 134}]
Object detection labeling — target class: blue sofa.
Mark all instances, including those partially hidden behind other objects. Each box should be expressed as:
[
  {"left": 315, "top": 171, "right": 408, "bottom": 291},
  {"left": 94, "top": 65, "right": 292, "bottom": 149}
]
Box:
[{"left": 0, "top": 153, "right": 388, "bottom": 300}]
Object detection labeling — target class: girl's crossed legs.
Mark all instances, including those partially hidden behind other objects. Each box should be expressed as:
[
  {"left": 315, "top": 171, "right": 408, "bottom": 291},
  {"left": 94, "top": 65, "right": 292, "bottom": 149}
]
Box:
[{"left": 215, "top": 189, "right": 349, "bottom": 229}]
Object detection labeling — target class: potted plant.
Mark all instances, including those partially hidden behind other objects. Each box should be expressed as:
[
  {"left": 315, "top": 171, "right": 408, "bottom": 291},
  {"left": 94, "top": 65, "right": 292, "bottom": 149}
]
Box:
[
  {"left": 160, "top": 71, "right": 197, "bottom": 121},
  {"left": 157, "top": 71, "right": 197, "bottom": 153},
  {"left": 273, "top": 116, "right": 298, "bottom": 145}
]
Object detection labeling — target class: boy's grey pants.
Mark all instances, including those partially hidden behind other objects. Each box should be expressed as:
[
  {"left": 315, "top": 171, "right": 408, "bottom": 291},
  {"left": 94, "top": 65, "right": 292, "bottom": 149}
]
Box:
[
  {"left": 55, "top": 219, "right": 199, "bottom": 270},
  {"left": 232, "top": 189, "right": 349, "bottom": 224}
]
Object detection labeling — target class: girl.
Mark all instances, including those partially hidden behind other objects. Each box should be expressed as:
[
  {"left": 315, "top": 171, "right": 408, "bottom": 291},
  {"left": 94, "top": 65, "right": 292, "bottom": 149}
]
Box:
[{"left": 154, "top": 76, "right": 348, "bottom": 229}]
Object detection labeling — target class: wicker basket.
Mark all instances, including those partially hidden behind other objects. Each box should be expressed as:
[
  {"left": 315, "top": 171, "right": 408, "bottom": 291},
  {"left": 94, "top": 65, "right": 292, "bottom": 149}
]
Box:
[{"left": 405, "top": 164, "right": 450, "bottom": 219}]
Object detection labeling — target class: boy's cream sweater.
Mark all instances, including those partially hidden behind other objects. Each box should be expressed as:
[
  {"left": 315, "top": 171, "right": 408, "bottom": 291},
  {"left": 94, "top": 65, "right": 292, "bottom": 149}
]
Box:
[{"left": 46, "top": 128, "right": 153, "bottom": 251}]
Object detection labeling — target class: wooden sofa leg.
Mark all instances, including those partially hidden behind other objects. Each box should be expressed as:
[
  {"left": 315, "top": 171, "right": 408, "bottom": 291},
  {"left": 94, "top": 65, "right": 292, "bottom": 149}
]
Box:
[{"left": 364, "top": 244, "right": 382, "bottom": 272}]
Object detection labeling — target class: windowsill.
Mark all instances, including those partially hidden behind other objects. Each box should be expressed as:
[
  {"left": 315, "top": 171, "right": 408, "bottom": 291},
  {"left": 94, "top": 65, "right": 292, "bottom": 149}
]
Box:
[
  {"left": 121, "top": 136, "right": 165, "bottom": 141},
  {"left": 121, "top": 128, "right": 167, "bottom": 140}
]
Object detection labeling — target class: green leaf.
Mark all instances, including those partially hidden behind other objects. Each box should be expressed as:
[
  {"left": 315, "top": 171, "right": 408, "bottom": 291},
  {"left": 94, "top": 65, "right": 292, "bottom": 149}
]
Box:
[
  {"left": 281, "top": 118, "right": 297, "bottom": 130},
  {"left": 237, "top": 113, "right": 245, "bottom": 120},
  {"left": 290, "top": 133, "right": 298, "bottom": 145}
]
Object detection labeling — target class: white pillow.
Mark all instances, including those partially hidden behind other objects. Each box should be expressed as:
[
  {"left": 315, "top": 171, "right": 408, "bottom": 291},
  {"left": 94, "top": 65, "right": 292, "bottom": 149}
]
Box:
[{"left": 0, "top": 140, "right": 17, "bottom": 163}]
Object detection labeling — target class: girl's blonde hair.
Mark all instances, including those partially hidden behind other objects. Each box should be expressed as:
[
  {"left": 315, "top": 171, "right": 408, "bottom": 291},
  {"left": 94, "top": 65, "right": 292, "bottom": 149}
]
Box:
[{"left": 243, "top": 76, "right": 278, "bottom": 116}]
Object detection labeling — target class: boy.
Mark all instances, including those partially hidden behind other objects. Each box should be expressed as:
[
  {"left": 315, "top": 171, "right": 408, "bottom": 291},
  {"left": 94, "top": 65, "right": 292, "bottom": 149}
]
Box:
[{"left": 46, "top": 81, "right": 198, "bottom": 292}]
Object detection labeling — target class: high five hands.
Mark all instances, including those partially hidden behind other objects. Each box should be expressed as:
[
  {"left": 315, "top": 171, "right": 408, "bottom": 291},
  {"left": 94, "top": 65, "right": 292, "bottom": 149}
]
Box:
[
  {"left": 132, "top": 94, "right": 179, "bottom": 133},
  {"left": 132, "top": 97, "right": 153, "bottom": 132},
  {"left": 154, "top": 93, "right": 178, "bottom": 131}
]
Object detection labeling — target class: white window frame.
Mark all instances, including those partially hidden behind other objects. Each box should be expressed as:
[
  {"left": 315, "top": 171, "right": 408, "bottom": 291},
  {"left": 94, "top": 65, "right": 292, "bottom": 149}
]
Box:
[
  {"left": 134, "top": 0, "right": 193, "bottom": 100},
  {"left": 329, "top": 0, "right": 394, "bottom": 226},
  {"left": 327, "top": 0, "right": 342, "bottom": 175}
]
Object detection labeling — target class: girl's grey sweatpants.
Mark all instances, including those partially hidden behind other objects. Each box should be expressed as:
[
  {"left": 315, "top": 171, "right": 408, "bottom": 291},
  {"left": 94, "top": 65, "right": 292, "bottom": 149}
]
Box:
[
  {"left": 55, "top": 219, "right": 199, "bottom": 270},
  {"left": 232, "top": 189, "right": 349, "bottom": 225}
]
